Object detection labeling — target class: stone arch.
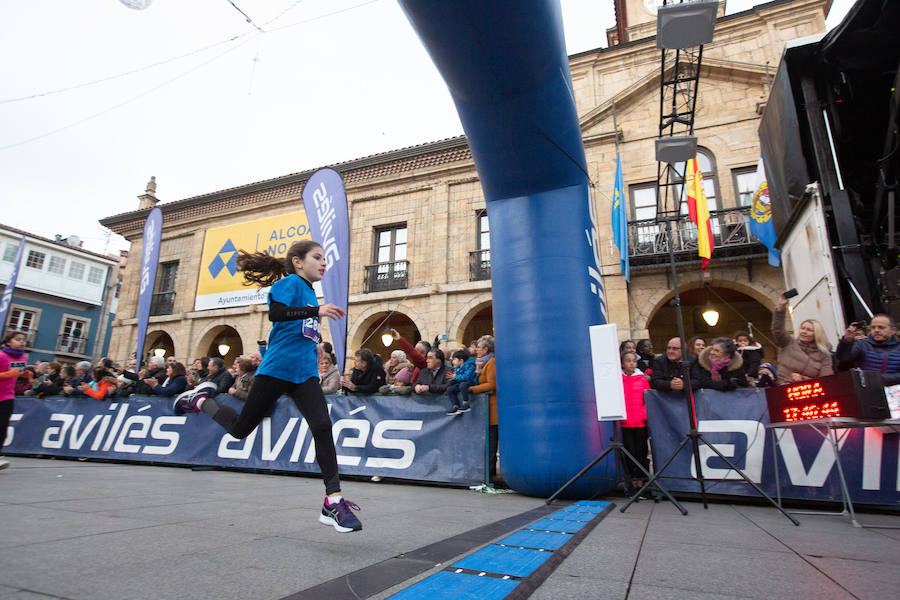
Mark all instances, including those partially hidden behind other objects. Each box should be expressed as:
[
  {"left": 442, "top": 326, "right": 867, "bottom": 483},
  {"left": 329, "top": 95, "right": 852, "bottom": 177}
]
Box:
[
  {"left": 449, "top": 294, "right": 493, "bottom": 348},
  {"left": 633, "top": 272, "right": 780, "bottom": 337},
  {"left": 192, "top": 322, "right": 245, "bottom": 367},
  {"left": 144, "top": 329, "right": 175, "bottom": 363},
  {"left": 346, "top": 303, "right": 428, "bottom": 369}
]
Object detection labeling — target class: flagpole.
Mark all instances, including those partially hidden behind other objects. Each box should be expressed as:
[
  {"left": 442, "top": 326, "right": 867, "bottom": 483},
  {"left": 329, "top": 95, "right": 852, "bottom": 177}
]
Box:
[{"left": 611, "top": 100, "right": 620, "bottom": 153}]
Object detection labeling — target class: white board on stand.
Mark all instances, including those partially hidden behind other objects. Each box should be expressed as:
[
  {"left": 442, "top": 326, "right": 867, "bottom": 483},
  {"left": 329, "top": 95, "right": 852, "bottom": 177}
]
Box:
[{"left": 590, "top": 323, "right": 626, "bottom": 421}]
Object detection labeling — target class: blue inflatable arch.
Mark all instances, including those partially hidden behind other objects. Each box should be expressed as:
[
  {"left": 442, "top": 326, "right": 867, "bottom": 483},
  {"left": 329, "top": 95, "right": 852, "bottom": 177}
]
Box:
[{"left": 399, "top": 0, "right": 614, "bottom": 497}]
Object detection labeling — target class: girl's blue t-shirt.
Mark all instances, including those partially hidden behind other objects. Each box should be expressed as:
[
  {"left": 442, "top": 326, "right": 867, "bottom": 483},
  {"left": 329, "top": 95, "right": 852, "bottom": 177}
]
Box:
[{"left": 256, "top": 274, "right": 320, "bottom": 384}]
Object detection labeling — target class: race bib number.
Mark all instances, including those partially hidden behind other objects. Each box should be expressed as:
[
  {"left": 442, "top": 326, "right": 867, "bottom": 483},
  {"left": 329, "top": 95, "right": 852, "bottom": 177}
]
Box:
[
  {"left": 302, "top": 317, "right": 321, "bottom": 344},
  {"left": 9, "top": 360, "right": 26, "bottom": 370}
]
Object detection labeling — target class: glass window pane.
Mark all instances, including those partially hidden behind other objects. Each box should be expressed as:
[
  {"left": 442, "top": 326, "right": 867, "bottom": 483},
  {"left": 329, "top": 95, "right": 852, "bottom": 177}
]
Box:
[
  {"left": 480, "top": 232, "right": 490, "bottom": 250},
  {"left": 395, "top": 227, "right": 407, "bottom": 244},
  {"left": 25, "top": 251, "right": 45, "bottom": 269},
  {"left": 394, "top": 244, "right": 407, "bottom": 261},
  {"left": 378, "top": 231, "right": 391, "bottom": 246},
  {"left": 87, "top": 266, "right": 104, "bottom": 285},
  {"left": 697, "top": 152, "right": 712, "bottom": 173},
  {"left": 69, "top": 262, "right": 84, "bottom": 279},
  {"left": 48, "top": 256, "right": 65, "bottom": 274},
  {"left": 377, "top": 247, "right": 390, "bottom": 263},
  {"left": 735, "top": 171, "right": 756, "bottom": 206},
  {"left": 2, "top": 244, "right": 17, "bottom": 262}
]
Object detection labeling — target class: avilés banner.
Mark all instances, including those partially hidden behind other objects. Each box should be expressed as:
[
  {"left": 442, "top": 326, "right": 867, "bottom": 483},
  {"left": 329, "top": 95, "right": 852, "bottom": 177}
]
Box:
[
  {"left": 135, "top": 208, "right": 162, "bottom": 368},
  {"left": 301, "top": 169, "right": 350, "bottom": 372}
]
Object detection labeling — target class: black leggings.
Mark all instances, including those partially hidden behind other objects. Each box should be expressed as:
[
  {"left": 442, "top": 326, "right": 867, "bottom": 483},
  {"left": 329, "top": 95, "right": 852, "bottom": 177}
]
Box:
[
  {"left": 0, "top": 399, "right": 13, "bottom": 450},
  {"left": 203, "top": 375, "right": 340, "bottom": 495},
  {"left": 621, "top": 426, "right": 650, "bottom": 480}
]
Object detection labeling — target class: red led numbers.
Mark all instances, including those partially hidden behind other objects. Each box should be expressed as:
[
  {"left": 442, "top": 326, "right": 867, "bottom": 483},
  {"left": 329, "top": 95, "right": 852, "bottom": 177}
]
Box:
[{"left": 781, "top": 382, "right": 841, "bottom": 422}]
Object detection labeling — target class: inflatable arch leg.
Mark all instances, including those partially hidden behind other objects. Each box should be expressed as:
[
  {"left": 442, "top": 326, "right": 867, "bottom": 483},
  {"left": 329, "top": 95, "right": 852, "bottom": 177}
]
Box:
[{"left": 399, "top": 0, "right": 615, "bottom": 497}]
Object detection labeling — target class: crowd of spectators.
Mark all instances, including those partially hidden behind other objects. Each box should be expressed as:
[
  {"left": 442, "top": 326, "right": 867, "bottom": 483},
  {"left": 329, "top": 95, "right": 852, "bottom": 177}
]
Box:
[
  {"left": 625, "top": 291, "right": 899, "bottom": 397},
  {"left": 17, "top": 347, "right": 263, "bottom": 403}
]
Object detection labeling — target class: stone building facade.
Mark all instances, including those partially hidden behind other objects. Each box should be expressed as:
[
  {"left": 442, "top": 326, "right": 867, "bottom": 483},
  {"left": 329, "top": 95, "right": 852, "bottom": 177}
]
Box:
[{"left": 101, "top": 0, "right": 830, "bottom": 369}]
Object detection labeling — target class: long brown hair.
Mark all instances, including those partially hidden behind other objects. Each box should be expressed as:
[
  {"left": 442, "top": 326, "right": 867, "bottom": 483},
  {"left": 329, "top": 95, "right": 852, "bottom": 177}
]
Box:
[{"left": 237, "top": 240, "right": 321, "bottom": 288}]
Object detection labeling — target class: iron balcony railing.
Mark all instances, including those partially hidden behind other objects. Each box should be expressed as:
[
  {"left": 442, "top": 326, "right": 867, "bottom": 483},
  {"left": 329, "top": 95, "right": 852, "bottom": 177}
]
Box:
[
  {"left": 149, "top": 291, "right": 176, "bottom": 316},
  {"left": 469, "top": 249, "right": 491, "bottom": 281},
  {"left": 627, "top": 205, "right": 767, "bottom": 267},
  {"left": 364, "top": 260, "right": 409, "bottom": 293},
  {"left": 57, "top": 334, "right": 88, "bottom": 355}
]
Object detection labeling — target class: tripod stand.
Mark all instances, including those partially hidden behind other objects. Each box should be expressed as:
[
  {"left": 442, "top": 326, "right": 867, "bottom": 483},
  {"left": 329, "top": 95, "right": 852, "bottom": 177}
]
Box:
[
  {"left": 618, "top": 219, "right": 799, "bottom": 525},
  {"left": 546, "top": 420, "right": 686, "bottom": 513}
]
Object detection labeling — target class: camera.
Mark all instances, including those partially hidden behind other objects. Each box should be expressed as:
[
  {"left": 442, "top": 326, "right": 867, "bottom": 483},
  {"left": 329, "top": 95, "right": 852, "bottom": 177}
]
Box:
[{"left": 783, "top": 288, "right": 799, "bottom": 299}]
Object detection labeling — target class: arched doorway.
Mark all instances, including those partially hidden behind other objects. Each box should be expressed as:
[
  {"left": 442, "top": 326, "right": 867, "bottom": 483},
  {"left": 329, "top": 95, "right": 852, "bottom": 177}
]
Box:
[
  {"left": 196, "top": 325, "right": 243, "bottom": 368},
  {"left": 646, "top": 286, "right": 776, "bottom": 359},
  {"left": 357, "top": 312, "right": 420, "bottom": 365},
  {"left": 460, "top": 304, "right": 493, "bottom": 347},
  {"left": 145, "top": 331, "right": 174, "bottom": 364}
]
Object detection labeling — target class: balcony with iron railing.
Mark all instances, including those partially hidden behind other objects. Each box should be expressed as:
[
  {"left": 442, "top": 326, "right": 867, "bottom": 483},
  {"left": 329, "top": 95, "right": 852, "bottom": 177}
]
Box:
[
  {"left": 149, "top": 291, "right": 176, "bottom": 316},
  {"left": 469, "top": 249, "right": 491, "bottom": 281},
  {"left": 364, "top": 260, "right": 409, "bottom": 293},
  {"left": 627, "top": 206, "right": 767, "bottom": 269},
  {"left": 3, "top": 327, "right": 37, "bottom": 347},
  {"left": 56, "top": 334, "right": 88, "bottom": 355}
]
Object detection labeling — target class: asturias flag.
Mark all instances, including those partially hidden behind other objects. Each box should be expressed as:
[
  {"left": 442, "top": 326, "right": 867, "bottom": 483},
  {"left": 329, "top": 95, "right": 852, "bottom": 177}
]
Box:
[
  {"left": 611, "top": 153, "right": 629, "bottom": 282},
  {"left": 748, "top": 156, "right": 780, "bottom": 267},
  {"left": 686, "top": 157, "right": 714, "bottom": 270}
]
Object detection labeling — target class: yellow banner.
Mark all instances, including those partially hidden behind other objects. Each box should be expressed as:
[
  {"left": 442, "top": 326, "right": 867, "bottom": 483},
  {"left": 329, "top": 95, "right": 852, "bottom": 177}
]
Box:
[{"left": 194, "top": 211, "right": 311, "bottom": 310}]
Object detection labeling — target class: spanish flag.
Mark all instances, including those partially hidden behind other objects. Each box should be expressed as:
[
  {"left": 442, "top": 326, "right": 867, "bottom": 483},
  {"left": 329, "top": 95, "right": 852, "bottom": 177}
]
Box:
[{"left": 686, "top": 157, "right": 714, "bottom": 270}]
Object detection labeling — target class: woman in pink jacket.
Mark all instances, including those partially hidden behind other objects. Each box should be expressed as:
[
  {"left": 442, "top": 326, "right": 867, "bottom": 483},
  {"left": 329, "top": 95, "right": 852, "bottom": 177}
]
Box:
[
  {"left": 0, "top": 330, "right": 28, "bottom": 471},
  {"left": 621, "top": 350, "right": 651, "bottom": 488}
]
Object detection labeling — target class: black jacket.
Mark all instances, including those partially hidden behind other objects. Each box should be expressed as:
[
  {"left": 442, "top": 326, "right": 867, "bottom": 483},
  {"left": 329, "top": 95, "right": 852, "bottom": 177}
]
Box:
[
  {"left": 690, "top": 348, "right": 749, "bottom": 391},
  {"left": 649, "top": 355, "right": 686, "bottom": 391},
  {"left": 414, "top": 364, "right": 450, "bottom": 394},
  {"left": 203, "top": 369, "right": 235, "bottom": 395},
  {"left": 344, "top": 365, "right": 386, "bottom": 394}
]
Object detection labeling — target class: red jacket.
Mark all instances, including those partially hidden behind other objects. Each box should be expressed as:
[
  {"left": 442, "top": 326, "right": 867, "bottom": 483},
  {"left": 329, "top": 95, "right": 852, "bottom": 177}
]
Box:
[{"left": 622, "top": 372, "right": 650, "bottom": 428}]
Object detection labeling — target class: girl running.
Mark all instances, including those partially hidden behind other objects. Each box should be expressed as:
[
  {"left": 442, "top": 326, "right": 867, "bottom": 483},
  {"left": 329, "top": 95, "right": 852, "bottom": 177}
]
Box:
[
  {"left": 172, "top": 240, "right": 362, "bottom": 532},
  {"left": 0, "top": 330, "right": 28, "bottom": 471}
]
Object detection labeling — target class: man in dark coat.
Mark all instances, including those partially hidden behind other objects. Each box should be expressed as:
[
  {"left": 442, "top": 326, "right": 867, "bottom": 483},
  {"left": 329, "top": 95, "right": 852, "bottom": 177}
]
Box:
[
  {"left": 835, "top": 314, "right": 900, "bottom": 386},
  {"left": 414, "top": 349, "right": 450, "bottom": 395},
  {"left": 650, "top": 337, "right": 686, "bottom": 392}
]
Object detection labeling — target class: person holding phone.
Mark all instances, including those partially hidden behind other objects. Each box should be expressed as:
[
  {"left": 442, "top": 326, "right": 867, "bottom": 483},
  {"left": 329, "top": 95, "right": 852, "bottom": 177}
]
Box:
[
  {"left": 835, "top": 314, "right": 900, "bottom": 385},
  {"left": 772, "top": 290, "right": 833, "bottom": 384}
]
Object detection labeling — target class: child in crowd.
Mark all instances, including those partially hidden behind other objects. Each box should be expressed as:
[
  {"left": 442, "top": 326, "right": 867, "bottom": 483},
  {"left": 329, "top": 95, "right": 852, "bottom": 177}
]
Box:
[
  {"left": 385, "top": 366, "right": 413, "bottom": 395},
  {"left": 756, "top": 363, "right": 777, "bottom": 388},
  {"left": 734, "top": 331, "right": 763, "bottom": 383},
  {"left": 621, "top": 351, "right": 651, "bottom": 489},
  {"left": 78, "top": 367, "right": 118, "bottom": 401},
  {"left": 446, "top": 348, "right": 478, "bottom": 415}
]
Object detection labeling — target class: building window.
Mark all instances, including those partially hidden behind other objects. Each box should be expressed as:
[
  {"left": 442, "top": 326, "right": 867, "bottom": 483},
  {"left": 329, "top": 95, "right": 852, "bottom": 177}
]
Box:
[
  {"left": 629, "top": 149, "right": 720, "bottom": 221},
  {"left": 25, "top": 250, "right": 45, "bottom": 270},
  {"left": 5, "top": 307, "right": 38, "bottom": 346},
  {"left": 150, "top": 261, "right": 178, "bottom": 316},
  {"left": 68, "top": 261, "right": 85, "bottom": 280},
  {"left": 477, "top": 210, "right": 490, "bottom": 251},
  {"left": 87, "top": 266, "right": 105, "bottom": 285},
  {"left": 2, "top": 244, "right": 18, "bottom": 262},
  {"left": 733, "top": 167, "right": 758, "bottom": 207},
  {"left": 470, "top": 209, "right": 491, "bottom": 281},
  {"left": 58, "top": 317, "right": 89, "bottom": 355},
  {"left": 630, "top": 183, "right": 658, "bottom": 221},
  {"left": 48, "top": 256, "right": 66, "bottom": 275},
  {"left": 366, "top": 225, "right": 408, "bottom": 292}
]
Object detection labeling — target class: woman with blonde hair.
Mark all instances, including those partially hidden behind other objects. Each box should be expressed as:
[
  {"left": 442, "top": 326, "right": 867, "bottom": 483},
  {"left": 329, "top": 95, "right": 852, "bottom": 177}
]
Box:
[{"left": 772, "top": 291, "right": 833, "bottom": 385}]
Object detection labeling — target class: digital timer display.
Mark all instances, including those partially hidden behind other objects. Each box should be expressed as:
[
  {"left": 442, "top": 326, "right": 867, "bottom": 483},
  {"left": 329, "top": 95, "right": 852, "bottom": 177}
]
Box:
[
  {"left": 765, "top": 371, "right": 891, "bottom": 424},
  {"left": 780, "top": 382, "right": 841, "bottom": 422}
]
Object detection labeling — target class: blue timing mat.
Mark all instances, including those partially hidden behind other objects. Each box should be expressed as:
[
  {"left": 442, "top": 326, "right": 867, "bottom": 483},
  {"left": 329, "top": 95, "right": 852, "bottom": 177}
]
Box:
[{"left": 398, "top": 0, "right": 613, "bottom": 497}]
